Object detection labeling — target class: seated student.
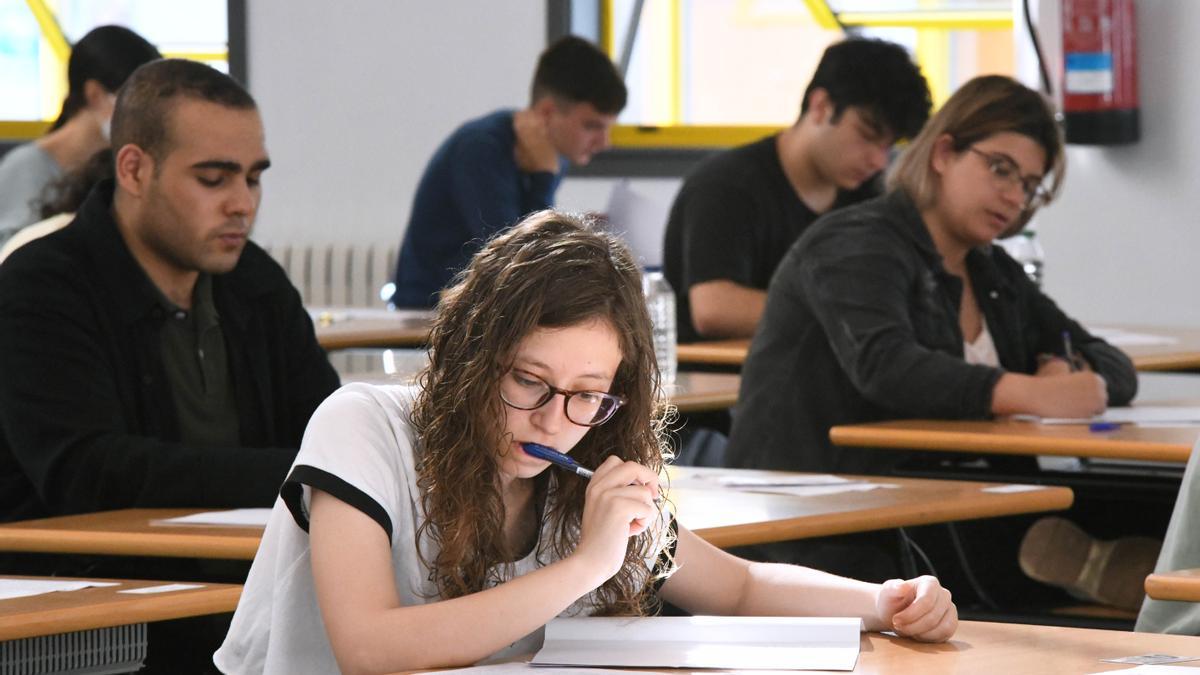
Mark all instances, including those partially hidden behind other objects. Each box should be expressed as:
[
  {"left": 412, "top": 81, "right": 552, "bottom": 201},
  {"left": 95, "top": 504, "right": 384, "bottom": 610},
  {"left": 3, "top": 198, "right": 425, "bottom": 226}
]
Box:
[
  {"left": 0, "top": 59, "right": 340, "bottom": 525},
  {"left": 390, "top": 36, "right": 626, "bottom": 309},
  {"left": 215, "top": 211, "right": 957, "bottom": 674},
  {"left": 0, "top": 25, "right": 159, "bottom": 245},
  {"left": 725, "top": 74, "right": 1140, "bottom": 604},
  {"left": 1136, "top": 438, "right": 1200, "bottom": 634},
  {"left": 0, "top": 148, "right": 113, "bottom": 265},
  {"left": 662, "top": 38, "right": 931, "bottom": 342}
]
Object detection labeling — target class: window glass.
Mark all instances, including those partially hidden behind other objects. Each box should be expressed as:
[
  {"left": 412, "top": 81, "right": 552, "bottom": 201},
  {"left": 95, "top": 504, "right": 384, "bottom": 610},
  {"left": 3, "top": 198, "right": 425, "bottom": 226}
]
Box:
[
  {"left": 1, "top": 0, "right": 227, "bottom": 126},
  {"left": 578, "top": 0, "right": 1017, "bottom": 147}
]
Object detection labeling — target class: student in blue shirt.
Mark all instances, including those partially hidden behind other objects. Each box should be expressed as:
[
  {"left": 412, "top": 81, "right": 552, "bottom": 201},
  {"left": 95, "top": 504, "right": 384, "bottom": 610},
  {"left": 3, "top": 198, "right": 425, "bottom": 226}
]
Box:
[
  {"left": 218, "top": 211, "right": 957, "bottom": 674},
  {"left": 390, "top": 36, "right": 626, "bottom": 308}
]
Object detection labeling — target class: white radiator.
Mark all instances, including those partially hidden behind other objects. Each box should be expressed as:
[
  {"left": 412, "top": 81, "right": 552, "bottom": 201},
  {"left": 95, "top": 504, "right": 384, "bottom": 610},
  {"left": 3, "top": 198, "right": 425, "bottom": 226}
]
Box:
[{"left": 259, "top": 242, "right": 397, "bottom": 308}]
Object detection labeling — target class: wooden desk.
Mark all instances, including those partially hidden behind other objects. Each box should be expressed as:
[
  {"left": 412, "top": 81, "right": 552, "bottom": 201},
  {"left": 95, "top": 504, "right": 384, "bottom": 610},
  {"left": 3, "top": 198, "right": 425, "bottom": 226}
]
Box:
[
  {"left": 0, "top": 468, "right": 1071, "bottom": 558},
  {"left": 1100, "top": 323, "right": 1200, "bottom": 372},
  {"left": 313, "top": 308, "right": 434, "bottom": 351},
  {"left": 332, "top": 350, "right": 741, "bottom": 414},
  {"left": 1146, "top": 569, "right": 1200, "bottom": 602},
  {"left": 809, "top": 620, "right": 1200, "bottom": 674},
  {"left": 0, "top": 575, "right": 240, "bottom": 640},
  {"left": 829, "top": 417, "right": 1198, "bottom": 463},
  {"left": 675, "top": 324, "right": 1200, "bottom": 372},
  {"left": 668, "top": 467, "right": 1072, "bottom": 548},
  {"left": 676, "top": 338, "right": 749, "bottom": 367}
]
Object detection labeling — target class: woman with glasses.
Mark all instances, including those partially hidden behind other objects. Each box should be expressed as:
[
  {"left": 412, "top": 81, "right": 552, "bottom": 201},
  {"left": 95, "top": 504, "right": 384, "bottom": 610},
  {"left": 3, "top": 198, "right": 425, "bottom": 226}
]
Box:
[
  {"left": 216, "top": 210, "right": 956, "bottom": 674},
  {"left": 726, "top": 75, "right": 1140, "bottom": 607}
]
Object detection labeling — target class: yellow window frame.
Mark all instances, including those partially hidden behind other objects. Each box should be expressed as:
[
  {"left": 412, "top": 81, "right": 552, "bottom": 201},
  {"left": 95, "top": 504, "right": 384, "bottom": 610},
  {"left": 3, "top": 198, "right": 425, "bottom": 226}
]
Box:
[
  {"left": 603, "top": 0, "right": 1013, "bottom": 149},
  {"left": 1, "top": 0, "right": 230, "bottom": 141}
]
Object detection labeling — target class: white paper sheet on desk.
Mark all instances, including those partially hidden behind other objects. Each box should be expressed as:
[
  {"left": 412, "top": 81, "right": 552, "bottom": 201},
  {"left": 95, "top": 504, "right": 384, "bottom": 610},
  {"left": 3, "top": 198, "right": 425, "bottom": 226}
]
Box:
[
  {"left": 307, "top": 307, "right": 435, "bottom": 323},
  {"left": 1087, "top": 327, "right": 1180, "bottom": 347},
  {"left": 531, "top": 616, "right": 862, "bottom": 670},
  {"left": 1088, "top": 666, "right": 1200, "bottom": 674},
  {"left": 0, "top": 579, "right": 119, "bottom": 601},
  {"left": 158, "top": 508, "right": 272, "bottom": 527},
  {"left": 672, "top": 472, "right": 850, "bottom": 489},
  {"left": 1037, "top": 406, "right": 1200, "bottom": 426}
]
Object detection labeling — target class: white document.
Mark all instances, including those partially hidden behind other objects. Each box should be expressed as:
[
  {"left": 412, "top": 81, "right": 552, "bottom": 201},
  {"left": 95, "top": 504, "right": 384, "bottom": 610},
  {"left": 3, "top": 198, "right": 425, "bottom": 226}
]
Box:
[
  {"left": 1088, "top": 666, "right": 1200, "bottom": 674},
  {"left": 1087, "top": 326, "right": 1179, "bottom": 347},
  {"left": 158, "top": 508, "right": 272, "bottom": 527},
  {"left": 982, "top": 484, "right": 1048, "bottom": 494},
  {"left": 118, "top": 583, "right": 206, "bottom": 595},
  {"left": 531, "top": 616, "right": 861, "bottom": 671},
  {"left": 748, "top": 483, "right": 899, "bottom": 498},
  {"left": 308, "top": 307, "right": 435, "bottom": 323},
  {"left": 1038, "top": 406, "right": 1200, "bottom": 426},
  {"left": 0, "top": 579, "right": 119, "bottom": 601}
]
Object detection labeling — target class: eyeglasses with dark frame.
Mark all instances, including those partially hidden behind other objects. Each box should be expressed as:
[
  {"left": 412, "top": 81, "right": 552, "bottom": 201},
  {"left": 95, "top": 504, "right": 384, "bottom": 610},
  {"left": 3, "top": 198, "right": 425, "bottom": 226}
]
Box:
[
  {"left": 499, "top": 369, "right": 626, "bottom": 427},
  {"left": 967, "top": 147, "right": 1052, "bottom": 211}
]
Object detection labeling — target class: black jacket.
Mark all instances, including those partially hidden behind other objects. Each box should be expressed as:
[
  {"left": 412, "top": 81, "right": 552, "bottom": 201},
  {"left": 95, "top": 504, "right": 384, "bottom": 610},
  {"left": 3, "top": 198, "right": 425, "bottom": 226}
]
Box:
[
  {"left": 0, "top": 181, "right": 340, "bottom": 522},
  {"left": 726, "top": 189, "right": 1138, "bottom": 475}
]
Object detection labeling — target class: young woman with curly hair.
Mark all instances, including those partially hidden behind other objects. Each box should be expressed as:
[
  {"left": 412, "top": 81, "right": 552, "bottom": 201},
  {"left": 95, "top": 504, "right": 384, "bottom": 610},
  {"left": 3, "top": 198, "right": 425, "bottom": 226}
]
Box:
[{"left": 216, "top": 210, "right": 956, "bottom": 674}]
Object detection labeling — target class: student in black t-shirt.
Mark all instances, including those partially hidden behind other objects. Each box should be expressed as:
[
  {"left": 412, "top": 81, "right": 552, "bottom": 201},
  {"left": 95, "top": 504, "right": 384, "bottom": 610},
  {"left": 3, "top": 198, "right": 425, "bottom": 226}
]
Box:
[{"left": 662, "top": 38, "right": 931, "bottom": 342}]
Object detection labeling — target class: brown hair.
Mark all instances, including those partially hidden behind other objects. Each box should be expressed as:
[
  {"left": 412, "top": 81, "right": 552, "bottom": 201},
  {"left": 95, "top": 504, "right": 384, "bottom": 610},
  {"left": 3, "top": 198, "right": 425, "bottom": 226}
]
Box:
[
  {"left": 887, "top": 75, "right": 1065, "bottom": 232},
  {"left": 411, "top": 210, "right": 672, "bottom": 615}
]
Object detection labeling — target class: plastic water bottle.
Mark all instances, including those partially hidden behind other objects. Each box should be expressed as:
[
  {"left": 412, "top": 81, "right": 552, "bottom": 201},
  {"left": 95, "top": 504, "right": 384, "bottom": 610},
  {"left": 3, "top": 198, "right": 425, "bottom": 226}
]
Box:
[
  {"left": 998, "top": 229, "right": 1045, "bottom": 286},
  {"left": 641, "top": 268, "right": 677, "bottom": 384}
]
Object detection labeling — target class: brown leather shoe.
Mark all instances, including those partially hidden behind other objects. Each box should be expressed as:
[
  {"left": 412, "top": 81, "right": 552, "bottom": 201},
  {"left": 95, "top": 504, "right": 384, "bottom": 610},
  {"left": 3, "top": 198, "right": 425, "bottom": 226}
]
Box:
[{"left": 1019, "top": 517, "right": 1161, "bottom": 611}]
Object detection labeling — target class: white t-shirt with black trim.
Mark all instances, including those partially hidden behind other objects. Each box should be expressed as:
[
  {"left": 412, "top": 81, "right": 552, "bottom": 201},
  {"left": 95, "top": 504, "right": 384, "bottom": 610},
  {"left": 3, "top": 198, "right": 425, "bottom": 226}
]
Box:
[{"left": 214, "top": 382, "right": 672, "bottom": 674}]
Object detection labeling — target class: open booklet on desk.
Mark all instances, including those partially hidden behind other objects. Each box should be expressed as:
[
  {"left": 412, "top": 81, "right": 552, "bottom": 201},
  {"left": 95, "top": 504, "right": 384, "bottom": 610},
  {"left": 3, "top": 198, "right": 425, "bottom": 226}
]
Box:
[{"left": 530, "top": 616, "right": 861, "bottom": 671}]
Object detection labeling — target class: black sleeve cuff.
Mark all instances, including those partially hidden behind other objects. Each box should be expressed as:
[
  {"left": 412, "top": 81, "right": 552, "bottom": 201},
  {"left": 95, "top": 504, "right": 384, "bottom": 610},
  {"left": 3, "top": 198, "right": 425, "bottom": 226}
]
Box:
[{"left": 281, "top": 464, "right": 394, "bottom": 541}]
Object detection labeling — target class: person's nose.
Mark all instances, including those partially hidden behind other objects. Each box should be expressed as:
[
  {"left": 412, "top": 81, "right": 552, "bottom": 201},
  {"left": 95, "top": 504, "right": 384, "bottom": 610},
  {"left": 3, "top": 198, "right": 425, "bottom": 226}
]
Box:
[{"left": 530, "top": 393, "right": 568, "bottom": 435}]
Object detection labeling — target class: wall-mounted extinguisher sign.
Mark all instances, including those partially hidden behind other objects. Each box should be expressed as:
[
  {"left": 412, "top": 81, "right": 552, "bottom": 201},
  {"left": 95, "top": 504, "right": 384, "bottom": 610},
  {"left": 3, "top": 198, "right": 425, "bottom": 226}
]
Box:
[{"left": 1061, "top": 0, "right": 1139, "bottom": 144}]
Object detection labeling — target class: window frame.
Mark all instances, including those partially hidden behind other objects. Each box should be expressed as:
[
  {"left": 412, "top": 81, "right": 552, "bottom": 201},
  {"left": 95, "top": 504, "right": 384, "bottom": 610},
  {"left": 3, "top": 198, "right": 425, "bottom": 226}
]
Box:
[{"left": 0, "top": 0, "right": 246, "bottom": 142}]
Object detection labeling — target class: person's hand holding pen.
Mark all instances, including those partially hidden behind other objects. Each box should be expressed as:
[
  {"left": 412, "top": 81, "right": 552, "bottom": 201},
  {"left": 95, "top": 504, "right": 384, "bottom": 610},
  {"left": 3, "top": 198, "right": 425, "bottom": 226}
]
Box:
[
  {"left": 565, "top": 453, "right": 661, "bottom": 584},
  {"left": 995, "top": 333, "right": 1108, "bottom": 418}
]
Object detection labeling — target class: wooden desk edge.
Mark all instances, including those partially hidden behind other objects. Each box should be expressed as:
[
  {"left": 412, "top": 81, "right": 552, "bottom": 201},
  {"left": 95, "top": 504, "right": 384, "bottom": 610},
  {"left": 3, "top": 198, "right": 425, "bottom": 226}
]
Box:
[
  {"left": 0, "top": 529, "right": 259, "bottom": 560},
  {"left": 829, "top": 426, "right": 1192, "bottom": 463},
  {"left": 0, "top": 583, "right": 242, "bottom": 641},
  {"left": 1145, "top": 571, "right": 1200, "bottom": 603},
  {"left": 691, "top": 485, "right": 1073, "bottom": 548}
]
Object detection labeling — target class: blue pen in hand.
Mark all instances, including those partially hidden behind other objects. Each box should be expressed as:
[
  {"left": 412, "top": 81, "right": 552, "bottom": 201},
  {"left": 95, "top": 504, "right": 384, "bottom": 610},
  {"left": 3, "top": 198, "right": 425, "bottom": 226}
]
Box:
[{"left": 522, "top": 442, "right": 594, "bottom": 479}]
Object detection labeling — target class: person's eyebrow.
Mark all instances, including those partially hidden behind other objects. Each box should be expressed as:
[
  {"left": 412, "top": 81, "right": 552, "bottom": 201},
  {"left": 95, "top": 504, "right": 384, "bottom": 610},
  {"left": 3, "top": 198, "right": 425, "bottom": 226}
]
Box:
[
  {"left": 514, "top": 357, "right": 614, "bottom": 382},
  {"left": 190, "top": 158, "right": 272, "bottom": 172}
]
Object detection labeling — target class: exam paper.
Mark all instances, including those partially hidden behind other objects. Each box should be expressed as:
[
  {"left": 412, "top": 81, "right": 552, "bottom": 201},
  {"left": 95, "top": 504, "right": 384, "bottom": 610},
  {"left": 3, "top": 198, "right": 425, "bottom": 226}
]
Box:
[
  {"left": 158, "top": 508, "right": 272, "bottom": 527},
  {"left": 308, "top": 307, "right": 435, "bottom": 324},
  {"left": 0, "top": 579, "right": 119, "bottom": 601},
  {"left": 1038, "top": 406, "right": 1200, "bottom": 426},
  {"left": 1087, "top": 666, "right": 1200, "bottom": 674},
  {"left": 118, "top": 583, "right": 205, "bottom": 595},
  {"left": 532, "top": 616, "right": 862, "bottom": 671},
  {"left": 1087, "top": 327, "right": 1179, "bottom": 347},
  {"left": 670, "top": 471, "right": 893, "bottom": 497}
]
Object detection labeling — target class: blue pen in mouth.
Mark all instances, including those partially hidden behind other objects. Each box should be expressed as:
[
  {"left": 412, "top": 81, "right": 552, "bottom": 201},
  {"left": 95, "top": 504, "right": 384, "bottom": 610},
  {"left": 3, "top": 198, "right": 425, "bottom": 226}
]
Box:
[{"left": 521, "top": 442, "right": 595, "bottom": 479}]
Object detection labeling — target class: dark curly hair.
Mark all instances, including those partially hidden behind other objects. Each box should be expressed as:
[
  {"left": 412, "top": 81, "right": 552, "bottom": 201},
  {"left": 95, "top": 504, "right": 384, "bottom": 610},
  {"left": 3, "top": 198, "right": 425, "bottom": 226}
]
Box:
[{"left": 411, "top": 210, "right": 673, "bottom": 616}]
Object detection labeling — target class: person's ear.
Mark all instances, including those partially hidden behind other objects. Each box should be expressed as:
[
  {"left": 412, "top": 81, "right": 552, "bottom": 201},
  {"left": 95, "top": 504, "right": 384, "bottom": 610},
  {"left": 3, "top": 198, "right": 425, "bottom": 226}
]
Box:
[
  {"left": 805, "top": 88, "right": 833, "bottom": 125},
  {"left": 929, "top": 134, "right": 957, "bottom": 176},
  {"left": 114, "top": 144, "right": 154, "bottom": 197},
  {"left": 82, "top": 79, "right": 111, "bottom": 110},
  {"left": 532, "top": 96, "right": 559, "bottom": 122}
]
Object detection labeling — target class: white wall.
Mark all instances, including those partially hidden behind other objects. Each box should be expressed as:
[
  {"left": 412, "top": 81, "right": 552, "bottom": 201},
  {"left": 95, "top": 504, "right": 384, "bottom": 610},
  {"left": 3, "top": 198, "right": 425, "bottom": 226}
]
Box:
[
  {"left": 1024, "top": 0, "right": 1200, "bottom": 327},
  {"left": 246, "top": 1, "right": 545, "bottom": 245},
  {"left": 247, "top": 1, "right": 1198, "bottom": 328}
]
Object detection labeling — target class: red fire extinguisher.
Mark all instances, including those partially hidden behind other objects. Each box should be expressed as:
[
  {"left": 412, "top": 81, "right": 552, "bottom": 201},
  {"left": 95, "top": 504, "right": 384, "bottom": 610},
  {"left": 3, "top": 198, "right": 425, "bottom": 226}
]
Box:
[{"left": 1061, "top": 0, "right": 1139, "bottom": 144}]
